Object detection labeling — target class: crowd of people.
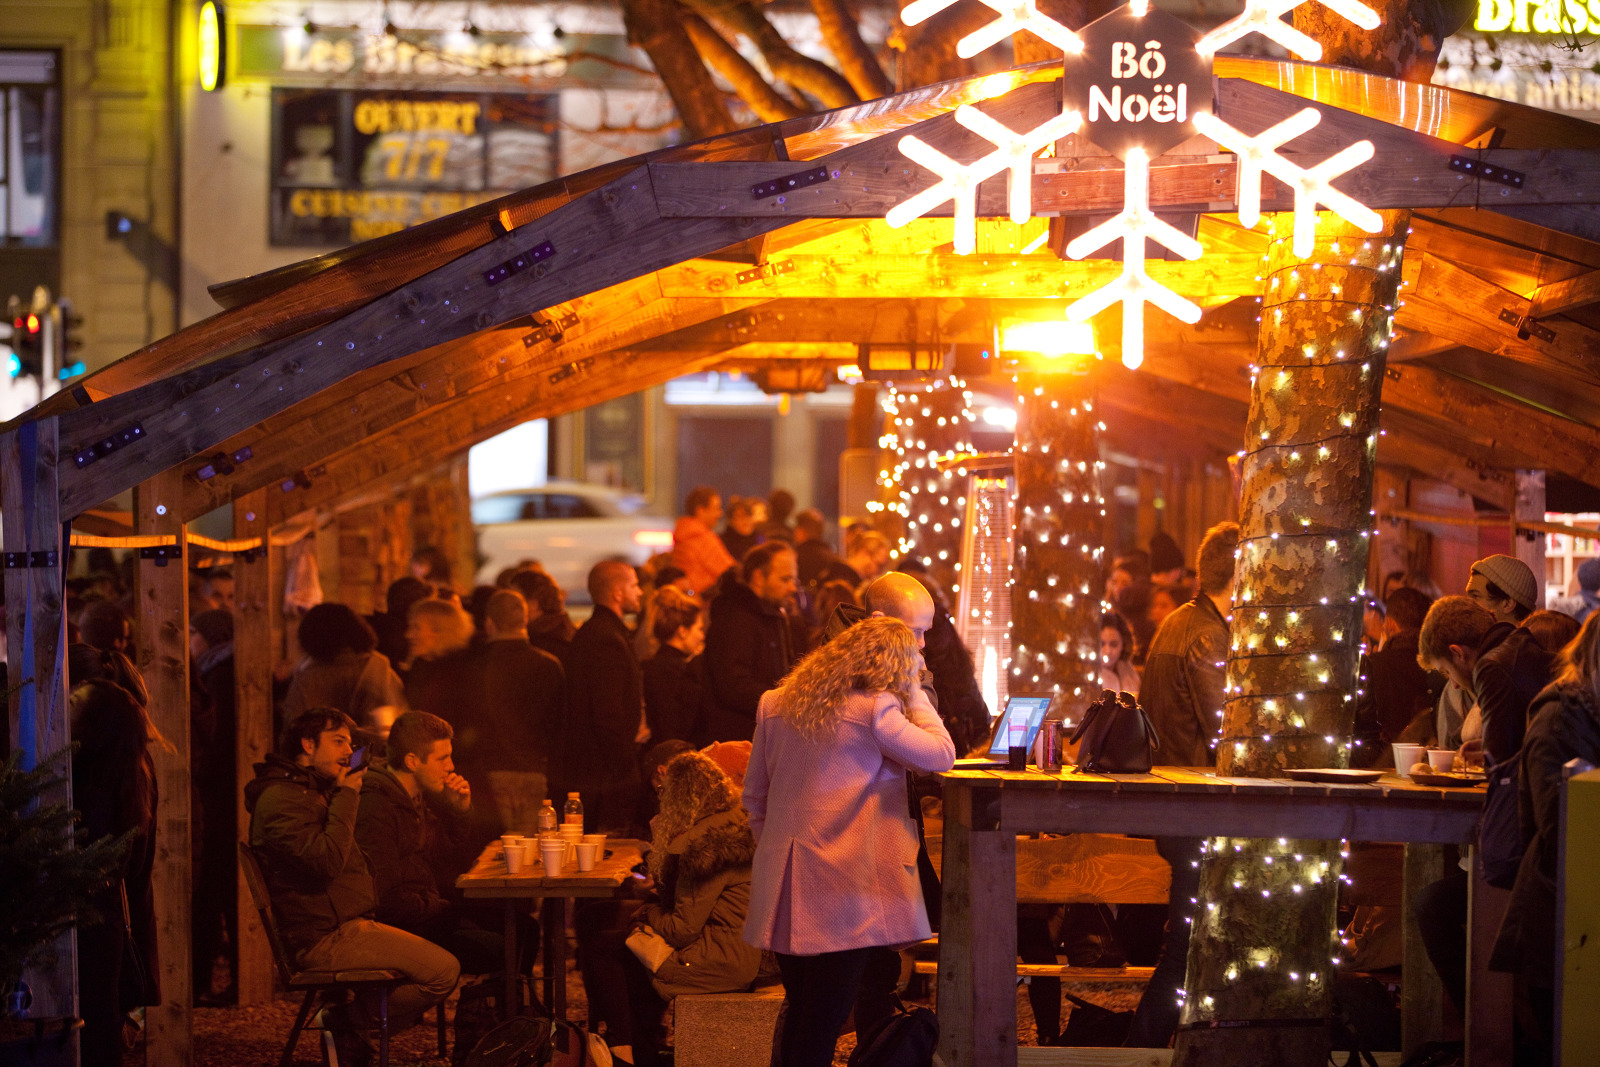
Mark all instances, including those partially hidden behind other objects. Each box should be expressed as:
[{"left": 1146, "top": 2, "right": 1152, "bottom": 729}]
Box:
[{"left": 40, "top": 490, "right": 1600, "bottom": 1066}]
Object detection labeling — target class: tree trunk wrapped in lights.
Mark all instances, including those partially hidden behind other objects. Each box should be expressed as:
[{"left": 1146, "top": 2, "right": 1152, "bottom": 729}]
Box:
[
  {"left": 877, "top": 378, "right": 975, "bottom": 598},
  {"left": 1010, "top": 370, "right": 1105, "bottom": 714},
  {"left": 1172, "top": 212, "right": 1410, "bottom": 1066}
]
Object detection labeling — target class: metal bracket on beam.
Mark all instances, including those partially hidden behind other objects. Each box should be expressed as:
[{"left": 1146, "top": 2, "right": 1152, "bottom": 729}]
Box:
[
  {"left": 1498, "top": 307, "right": 1556, "bottom": 343},
  {"left": 1450, "top": 154, "right": 1525, "bottom": 189},
  {"left": 483, "top": 240, "right": 556, "bottom": 287},
  {"left": 4, "top": 551, "right": 60, "bottom": 569},
  {"left": 736, "top": 260, "right": 795, "bottom": 285},
  {"left": 548, "top": 357, "right": 595, "bottom": 385},
  {"left": 193, "top": 445, "right": 255, "bottom": 483},
  {"left": 72, "top": 422, "right": 145, "bottom": 470},
  {"left": 522, "top": 311, "right": 580, "bottom": 347},
  {"left": 138, "top": 545, "right": 182, "bottom": 567},
  {"left": 751, "top": 166, "right": 830, "bottom": 200}
]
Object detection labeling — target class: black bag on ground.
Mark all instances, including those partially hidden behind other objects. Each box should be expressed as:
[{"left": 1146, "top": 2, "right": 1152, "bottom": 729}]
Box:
[
  {"left": 1330, "top": 973, "right": 1400, "bottom": 1066},
  {"left": 1478, "top": 755, "right": 1524, "bottom": 890},
  {"left": 465, "top": 1015, "right": 556, "bottom": 1067},
  {"left": 1046, "top": 992, "right": 1133, "bottom": 1047},
  {"left": 847, "top": 997, "right": 937, "bottom": 1067},
  {"left": 1070, "top": 692, "right": 1160, "bottom": 773}
]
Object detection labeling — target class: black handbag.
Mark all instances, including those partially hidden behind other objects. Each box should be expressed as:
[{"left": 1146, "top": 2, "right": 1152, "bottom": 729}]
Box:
[
  {"left": 1478, "top": 754, "right": 1524, "bottom": 890},
  {"left": 1069, "top": 691, "right": 1160, "bottom": 773}
]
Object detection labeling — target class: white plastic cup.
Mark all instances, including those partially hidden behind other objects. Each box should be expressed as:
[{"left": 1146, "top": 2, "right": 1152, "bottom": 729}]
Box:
[
  {"left": 1427, "top": 748, "right": 1457, "bottom": 772},
  {"left": 1392, "top": 743, "right": 1425, "bottom": 773},
  {"left": 504, "top": 843, "right": 528, "bottom": 875},
  {"left": 576, "top": 841, "right": 599, "bottom": 872},
  {"left": 540, "top": 840, "right": 566, "bottom": 877},
  {"left": 582, "top": 833, "right": 606, "bottom": 856}
]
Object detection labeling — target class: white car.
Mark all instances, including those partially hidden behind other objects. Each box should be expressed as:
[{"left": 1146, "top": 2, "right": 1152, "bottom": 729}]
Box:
[{"left": 472, "top": 482, "right": 674, "bottom": 602}]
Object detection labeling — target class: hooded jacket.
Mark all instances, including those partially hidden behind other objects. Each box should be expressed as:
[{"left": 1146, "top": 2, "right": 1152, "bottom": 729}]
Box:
[
  {"left": 245, "top": 754, "right": 376, "bottom": 961},
  {"left": 638, "top": 804, "right": 763, "bottom": 998},
  {"left": 672, "top": 516, "right": 736, "bottom": 598},
  {"left": 354, "top": 761, "right": 459, "bottom": 931}
]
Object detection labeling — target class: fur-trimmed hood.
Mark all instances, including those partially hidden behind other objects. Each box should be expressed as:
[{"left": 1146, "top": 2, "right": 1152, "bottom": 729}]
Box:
[{"left": 663, "top": 807, "right": 756, "bottom": 886}]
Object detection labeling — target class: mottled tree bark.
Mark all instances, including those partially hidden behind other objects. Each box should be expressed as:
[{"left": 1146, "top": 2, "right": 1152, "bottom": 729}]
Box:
[
  {"left": 892, "top": 1, "right": 992, "bottom": 91},
  {"left": 1294, "top": 0, "right": 1470, "bottom": 83},
  {"left": 682, "top": 13, "right": 808, "bottom": 121},
  {"left": 880, "top": 380, "right": 973, "bottom": 599},
  {"left": 1010, "top": 372, "right": 1104, "bottom": 718},
  {"left": 1173, "top": 214, "right": 1410, "bottom": 1067},
  {"left": 622, "top": 0, "right": 737, "bottom": 138}
]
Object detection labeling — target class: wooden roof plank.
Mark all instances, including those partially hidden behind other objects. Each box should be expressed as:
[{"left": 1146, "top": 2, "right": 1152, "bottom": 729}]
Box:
[{"left": 55, "top": 165, "right": 788, "bottom": 519}]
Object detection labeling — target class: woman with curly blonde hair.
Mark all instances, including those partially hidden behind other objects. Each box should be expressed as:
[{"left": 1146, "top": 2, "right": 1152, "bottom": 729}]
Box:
[{"left": 742, "top": 616, "right": 955, "bottom": 1067}]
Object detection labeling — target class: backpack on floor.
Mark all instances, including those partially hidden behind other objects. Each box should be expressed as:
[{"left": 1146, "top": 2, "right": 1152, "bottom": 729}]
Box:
[
  {"left": 847, "top": 998, "right": 937, "bottom": 1067},
  {"left": 1047, "top": 992, "right": 1133, "bottom": 1048},
  {"left": 466, "top": 1016, "right": 611, "bottom": 1067},
  {"left": 454, "top": 976, "right": 514, "bottom": 1067}
]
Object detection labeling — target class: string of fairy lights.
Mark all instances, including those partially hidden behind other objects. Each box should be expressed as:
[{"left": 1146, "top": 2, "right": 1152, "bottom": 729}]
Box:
[{"left": 873, "top": 377, "right": 978, "bottom": 597}]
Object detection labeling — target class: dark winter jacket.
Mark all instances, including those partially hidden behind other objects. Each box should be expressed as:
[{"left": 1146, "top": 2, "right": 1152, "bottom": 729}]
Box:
[
  {"left": 1352, "top": 630, "right": 1441, "bottom": 763},
  {"left": 528, "top": 611, "right": 576, "bottom": 665},
  {"left": 282, "top": 650, "right": 409, "bottom": 737},
  {"left": 1490, "top": 681, "right": 1600, "bottom": 985},
  {"left": 245, "top": 754, "right": 376, "bottom": 960},
  {"left": 1472, "top": 622, "right": 1555, "bottom": 767},
  {"left": 638, "top": 808, "right": 763, "bottom": 998},
  {"left": 404, "top": 647, "right": 481, "bottom": 724},
  {"left": 795, "top": 538, "right": 845, "bottom": 590},
  {"left": 1140, "top": 593, "right": 1229, "bottom": 767},
  {"left": 471, "top": 636, "right": 564, "bottom": 775},
  {"left": 702, "top": 579, "right": 797, "bottom": 742},
  {"left": 642, "top": 644, "right": 706, "bottom": 745},
  {"left": 559, "top": 605, "right": 644, "bottom": 828},
  {"left": 354, "top": 762, "right": 460, "bottom": 931}
]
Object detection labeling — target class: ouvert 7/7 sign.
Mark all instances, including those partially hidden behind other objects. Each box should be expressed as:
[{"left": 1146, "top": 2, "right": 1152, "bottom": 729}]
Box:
[{"left": 1063, "top": 5, "right": 1211, "bottom": 160}]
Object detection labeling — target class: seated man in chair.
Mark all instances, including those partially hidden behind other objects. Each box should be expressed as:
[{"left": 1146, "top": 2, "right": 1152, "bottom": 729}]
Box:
[
  {"left": 247, "top": 707, "right": 460, "bottom": 1066},
  {"left": 356, "top": 710, "right": 535, "bottom": 977}
]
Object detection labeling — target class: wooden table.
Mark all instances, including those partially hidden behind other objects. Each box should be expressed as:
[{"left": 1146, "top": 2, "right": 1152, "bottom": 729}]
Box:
[
  {"left": 456, "top": 839, "right": 645, "bottom": 1020},
  {"left": 935, "top": 766, "right": 1495, "bottom": 1067}
]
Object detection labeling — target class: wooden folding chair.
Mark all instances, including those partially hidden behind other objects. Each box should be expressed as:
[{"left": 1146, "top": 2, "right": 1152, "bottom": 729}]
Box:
[{"left": 238, "top": 842, "right": 449, "bottom": 1066}]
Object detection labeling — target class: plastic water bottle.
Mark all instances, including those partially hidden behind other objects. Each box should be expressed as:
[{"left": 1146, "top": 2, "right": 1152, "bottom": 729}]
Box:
[
  {"left": 564, "top": 792, "right": 584, "bottom": 830},
  {"left": 536, "top": 799, "right": 558, "bottom": 835}
]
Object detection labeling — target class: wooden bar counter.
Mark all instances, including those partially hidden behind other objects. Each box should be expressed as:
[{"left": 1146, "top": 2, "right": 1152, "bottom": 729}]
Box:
[{"left": 935, "top": 766, "right": 1489, "bottom": 1067}]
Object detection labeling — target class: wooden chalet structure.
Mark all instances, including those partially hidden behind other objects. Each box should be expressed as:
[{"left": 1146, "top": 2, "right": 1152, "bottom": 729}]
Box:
[{"left": 7, "top": 50, "right": 1600, "bottom": 1064}]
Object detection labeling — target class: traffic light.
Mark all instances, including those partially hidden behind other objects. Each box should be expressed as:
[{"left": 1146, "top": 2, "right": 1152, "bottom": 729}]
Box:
[
  {"left": 56, "top": 299, "right": 84, "bottom": 381},
  {"left": 10, "top": 310, "right": 42, "bottom": 380}
]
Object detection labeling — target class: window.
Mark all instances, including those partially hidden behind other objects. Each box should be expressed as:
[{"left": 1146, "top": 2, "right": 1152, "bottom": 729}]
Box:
[{"left": 0, "top": 51, "right": 60, "bottom": 248}]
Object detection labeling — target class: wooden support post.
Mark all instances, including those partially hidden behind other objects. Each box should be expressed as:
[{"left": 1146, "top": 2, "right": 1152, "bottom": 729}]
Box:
[
  {"left": 1515, "top": 471, "right": 1547, "bottom": 607},
  {"left": 1, "top": 418, "right": 77, "bottom": 1034},
  {"left": 1401, "top": 843, "right": 1446, "bottom": 1056},
  {"left": 1466, "top": 848, "right": 1514, "bottom": 1067},
  {"left": 136, "top": 470, "right": 192, "bottom": 1066},
  {"left": 232, "top": 490, "right": 275, "bottom": 1005},
  {"left": 936, "top": 784, "right": 1016, "bottom": 1067}
]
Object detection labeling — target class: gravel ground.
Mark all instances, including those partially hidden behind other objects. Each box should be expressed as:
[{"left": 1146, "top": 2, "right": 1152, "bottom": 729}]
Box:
[{"left": 184, "top": 963, "right": 1139, "bottom": 1065}]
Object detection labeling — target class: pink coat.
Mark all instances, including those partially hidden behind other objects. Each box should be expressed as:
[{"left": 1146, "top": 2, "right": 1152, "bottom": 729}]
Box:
[{"left": 742, "top": 685, "right": 955, "bottom": 956}]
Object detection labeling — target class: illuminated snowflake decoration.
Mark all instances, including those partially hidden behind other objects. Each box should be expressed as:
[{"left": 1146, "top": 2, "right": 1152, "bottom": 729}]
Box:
[
  {"left": 1193, "top": 109, "right": 1382, "bottom": 257},
  {"left": 886, "top": 104, "right": 1083, "bottom": 255},
  {"left": 1194, "top": 0, "right": 1379, "bottom": 59},
  {"left": 885, "top": 0, "right": 1387, "bottom": 371},
  {"left": 1062, "top": 149, "right": 1202, "bottom": 370},
  {"left": 900, "top": 0, "right": 1084, "bottom": 59}
]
